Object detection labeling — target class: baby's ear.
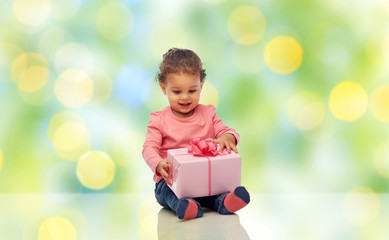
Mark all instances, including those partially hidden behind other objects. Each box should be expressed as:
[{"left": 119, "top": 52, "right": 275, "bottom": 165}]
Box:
[{"left": 159, "top": 82, "right": 167, "bottom": 95}]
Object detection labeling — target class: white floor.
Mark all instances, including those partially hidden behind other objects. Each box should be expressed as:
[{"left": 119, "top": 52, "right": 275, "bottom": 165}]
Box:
[{"left": 1, "top": 193, "right": 388, "bottom": 239}]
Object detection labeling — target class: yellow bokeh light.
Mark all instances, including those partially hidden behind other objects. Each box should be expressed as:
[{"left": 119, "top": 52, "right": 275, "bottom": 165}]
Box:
[
  {"left": 343, "top": 187, "right": 380, "bottom": 226},
  {"left": 55, "top": 69, "right": 94, "bottom": 108},
  {"left": 329, "top": 81, "right": 367, "bottom": 121},
  {"left": 374, "top": 141, "right": 389, "bottom": 178},
  {"left": 264, "top": 35, "right": 303, "bottom": 74},
  {"left": 370, "top": 84, "right": 389, "bottom": 122},
  {"left": 53, "top": 122, "right": 89, "bottom": 152},
  {"left": 96, "top": 2, "right": 132, "bottom": 41},
  {"left": 286, "top": 91, "right": 325, "bottom": 131},
  {"left": 52, "top": 121, "right": 91, "bottom": 161},
  {"left": 77, "top": 151, "right": 115, "bottom": 190},
  {"left": 227, "top": 5, "right": 266, "bottom": 45},
  {"left": 48, "top": 111, "right": 84, "bottom": 141},
  {"left": 11, "top": 53, "right": 51, "bottom": 101},
  {"left": 199, "top": 81, "right": 220, "bottom": 109},
  {"left": 48, "top": 111, "right": 90, "bottom": 161},
  {"left": 55, "top": 42, "right": 95, "bottom": 73},
  {"left": 13, "top": 0, "right": 51, "bottom": 26},
  {"left": 38, "top": 216, "right": 77, "bottom": 240},
  {"left": 11, "top": 52, "right": 48, "bottom": 82},
  {"left": 17, "top": 66, "right": 49, "bottom": 92}
]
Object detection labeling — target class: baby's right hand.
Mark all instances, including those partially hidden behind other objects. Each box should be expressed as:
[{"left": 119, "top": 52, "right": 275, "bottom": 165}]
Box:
[{"left": 157, "top": 158, "right": 172, "bottom": 186}]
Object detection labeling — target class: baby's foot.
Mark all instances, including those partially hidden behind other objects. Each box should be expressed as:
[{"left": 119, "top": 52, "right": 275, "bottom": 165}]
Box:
[
  {"left": 177, "top": 198, "right": 204, "bottom": 220},
  {"left": 219, "top": 186, "right": 250, "bottom": 215}
]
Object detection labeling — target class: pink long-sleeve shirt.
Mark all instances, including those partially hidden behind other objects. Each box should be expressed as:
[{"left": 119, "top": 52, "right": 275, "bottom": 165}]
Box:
[{"left": 142, "top": 104, "right": 240, "bottom": 182}]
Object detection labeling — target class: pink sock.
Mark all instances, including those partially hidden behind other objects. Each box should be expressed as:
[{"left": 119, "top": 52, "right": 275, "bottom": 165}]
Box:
[
  {"left": 183, "top": 200, "right": 198, "bottom": 220},
  {"left": 223, "top": 186, "right": 250, "bottom": 213}
]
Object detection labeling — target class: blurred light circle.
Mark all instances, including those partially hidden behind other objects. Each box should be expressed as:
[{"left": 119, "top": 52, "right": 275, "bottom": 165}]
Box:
[
  {"left": 38, "top": 27, "right": 74, "bottom": 62},
  {"left": 374, "top": 141, "right": 389, "bottom": 178},
  {"left": 38, "top": 216, "right": 77, "bottom": 240},
  {"left": 48, "top": 111, "right": 84, "bottom": 141},
  {"left": 18, "top": 66, "right": 49, "bottom": 92},
  {"left": 51, "top": 0, "right": 80, "bottom": 20},
  {"left": 115, "top": 65, "right": 149, "bottom": 105},
  {"left": 286, "top": 91, "right": 325, "bottom": 131},
  {"left": 0, "top": 43, "right": 23, "bottom": 69},
  {"left": 343, "top": 187, "right": 380, "bottom": 226},
  {"left": 48, "top": 111, "right": 91, "bottom": 161},
  {"left": 199, "top": 81, "right": 219, "bottom": 109},
  {"left": 13, "top": 0, "right": 52, "bottom": 26},
  {"left": 52, "top": 121, "right": 91, "bottom": 161},
  {"left": 76, "top": 151, "right": 115, "bottom": 190},
  {"left": 264, "top": 36, "right": 303, "bottom": 74},
  {"left": 96, "top": 2, "right": 132, "bottom": 41},
  {"left": 55, "top": 42, "right": 95, "bottom": 73},
  {"left": 11, "top": 52, "right": 51, "bottom": 100},
  {"left": 227, "top": 5, "right": 266, "bottom": 45},
  {"left": 370, "top": 84, "right": 389, "bottom": 122},
  {"left": 232, "top": 44, "right": 265, "bottom": 74},
  {"left": 55, "top": 69, "right": 94, "bottom": 108},
  {"left": 11, "top": 52, "right": 48, "bottom": 82},
  {"left": 329, "top": 81, "right": 367, "bottom": 121},
  {"left": 53, "top": 122, "right": 89, "bottom": 152},
  {"left": 87, "top": 68, "right": 112, "bottom": 104}
]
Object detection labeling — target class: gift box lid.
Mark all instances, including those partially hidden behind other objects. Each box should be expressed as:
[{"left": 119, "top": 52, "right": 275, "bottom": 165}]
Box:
[{"left": 167, "top": 148, "right": 240, "bottom": 163}]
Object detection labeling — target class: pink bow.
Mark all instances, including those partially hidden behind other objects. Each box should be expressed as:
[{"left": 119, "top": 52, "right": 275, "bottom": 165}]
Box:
[{"left": 188, "top": 138, "right": 219, "bottom": 156}]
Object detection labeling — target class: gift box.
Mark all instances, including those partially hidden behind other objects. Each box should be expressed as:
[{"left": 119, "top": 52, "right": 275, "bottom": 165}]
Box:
[{"left": 167, "top": 147, "right": 241, "bottom": 199}]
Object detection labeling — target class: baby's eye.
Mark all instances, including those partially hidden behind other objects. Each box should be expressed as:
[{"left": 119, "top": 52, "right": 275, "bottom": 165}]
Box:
[
  {"left": 189, "top": 90, "right": 197, "bottom": 93},
  {"left": 173, "top": 91, "right": 181, "bottom": 94}
]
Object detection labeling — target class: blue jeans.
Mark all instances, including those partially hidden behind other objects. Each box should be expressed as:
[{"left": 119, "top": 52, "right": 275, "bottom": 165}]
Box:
[{"left": 154, "top": 179, "right": 228, "bottom": 214}]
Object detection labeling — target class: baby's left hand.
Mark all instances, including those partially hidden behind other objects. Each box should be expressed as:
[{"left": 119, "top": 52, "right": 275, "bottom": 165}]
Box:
[{"left": 215, "top": 134, "right": 238, "bottom": 153}]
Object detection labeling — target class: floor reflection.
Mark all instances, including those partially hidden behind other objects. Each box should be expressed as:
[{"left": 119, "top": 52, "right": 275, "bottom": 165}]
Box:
[
  {"left": 157, "top": 208, "right": 250, "bottom": 240},
  {"left": 1, "top": 193, "right": 389, "bottom": 239}
]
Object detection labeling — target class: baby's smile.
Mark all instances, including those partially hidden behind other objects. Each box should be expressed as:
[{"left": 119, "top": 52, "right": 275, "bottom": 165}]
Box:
[{"left": 179, "top": 103, "right": 191, "bottom": 107}]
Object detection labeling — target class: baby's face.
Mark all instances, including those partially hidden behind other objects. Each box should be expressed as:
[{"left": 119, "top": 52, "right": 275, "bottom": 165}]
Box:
[{"left": 160, "top": 73, "right": 203, "bottom": 118}]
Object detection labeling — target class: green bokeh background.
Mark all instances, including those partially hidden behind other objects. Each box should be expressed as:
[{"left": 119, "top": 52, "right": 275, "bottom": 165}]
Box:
[{"left": 1, "top": 0, "right": 389, "bottom": 194}]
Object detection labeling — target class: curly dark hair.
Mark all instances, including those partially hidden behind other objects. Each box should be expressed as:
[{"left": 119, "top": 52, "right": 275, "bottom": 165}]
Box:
[{"left": 156, "top": 48, "right": 206, "bottom": 83}]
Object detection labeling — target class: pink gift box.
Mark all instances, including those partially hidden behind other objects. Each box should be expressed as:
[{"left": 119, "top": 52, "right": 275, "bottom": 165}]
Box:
[{"left": 167, "top": 148, "right": 241, "bottom": 199}]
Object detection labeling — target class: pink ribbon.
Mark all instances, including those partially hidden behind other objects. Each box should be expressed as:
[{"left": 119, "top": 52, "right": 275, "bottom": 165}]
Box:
[
  {"left": 188, "top": 138, "right": 219, "bottom": 157},
  {"left": 187, "top": 138, "right": 226, "bottom": 196}
]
